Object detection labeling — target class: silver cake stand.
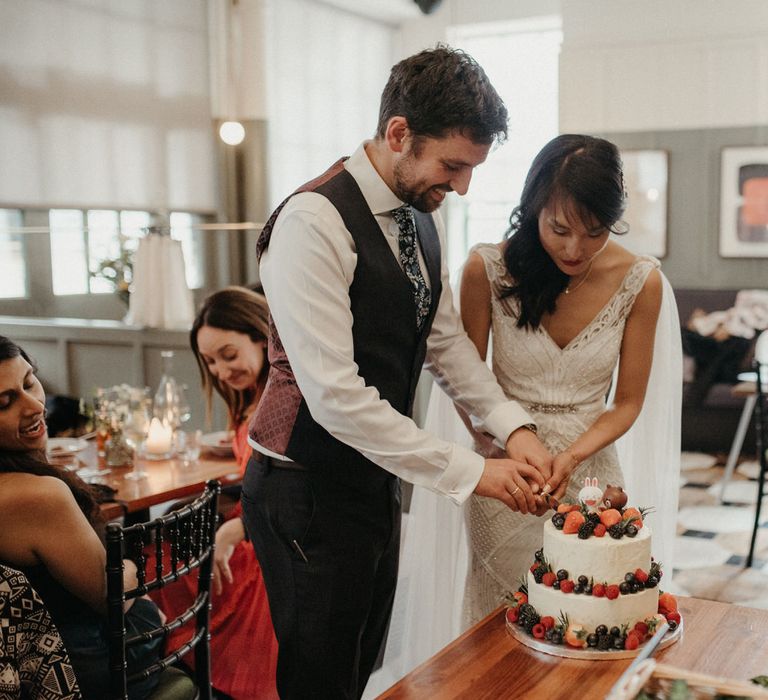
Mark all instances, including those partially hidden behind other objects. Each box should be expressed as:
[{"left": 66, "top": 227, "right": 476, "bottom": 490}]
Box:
[{"left": 506, "top": 617, "right": 683, "bottom": 660}]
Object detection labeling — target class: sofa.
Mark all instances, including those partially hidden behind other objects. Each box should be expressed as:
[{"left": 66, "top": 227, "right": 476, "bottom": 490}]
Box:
[{"left": 673, "top": 288, "right": 757, "bottom": 455}]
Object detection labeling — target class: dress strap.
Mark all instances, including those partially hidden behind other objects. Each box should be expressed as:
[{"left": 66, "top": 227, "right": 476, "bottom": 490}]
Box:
[
  {"left": 469, "top": 243, "right": 507, "bottom": 288},
  {"left": 469, "top": 243, "right": 522, "bottom": 319},
  {"left": 613, "top": 255, "right": 661, "bottom": 320}
]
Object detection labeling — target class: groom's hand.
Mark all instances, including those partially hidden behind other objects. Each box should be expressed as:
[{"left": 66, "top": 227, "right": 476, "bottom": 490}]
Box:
[
  {"left": 505, "top": 427, "right": 553, "bottom": 483},
  {"left": 475, "top": 459, "right": 546, "bottom": 514}
]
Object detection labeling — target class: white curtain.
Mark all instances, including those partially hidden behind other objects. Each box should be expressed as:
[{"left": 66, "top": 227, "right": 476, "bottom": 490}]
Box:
[{"left": 264, "top": 0, "right": 395, "bottom": 208}]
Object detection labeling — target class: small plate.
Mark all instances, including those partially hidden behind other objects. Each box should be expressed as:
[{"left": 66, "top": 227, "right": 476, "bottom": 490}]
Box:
[
  {"left": 47, "top": 437, "right": 89, "bottom": 457},
  {"left": 200, "top": 431, "right": 234, "bottom": 457}
]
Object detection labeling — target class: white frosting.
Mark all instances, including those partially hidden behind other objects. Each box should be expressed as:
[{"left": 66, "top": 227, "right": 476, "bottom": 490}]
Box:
[
  {"left": 527, "top": 520, "right": 658, "bottom": 632},
  {"left": 542, "top": 519, "right": 651, "bottom": 583},
  {"left": 527, "top": 571, "right": 658, "bottom": 631}
]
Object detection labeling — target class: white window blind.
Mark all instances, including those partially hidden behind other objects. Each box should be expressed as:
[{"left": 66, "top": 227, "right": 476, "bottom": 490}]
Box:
[{"left": 0, "top": 0, "right": 216, "bottom": 212}]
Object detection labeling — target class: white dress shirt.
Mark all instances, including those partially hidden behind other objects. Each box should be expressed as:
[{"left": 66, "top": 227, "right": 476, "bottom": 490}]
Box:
[{"left": 253, "top": 142, "right": 533, "bottom": 503}]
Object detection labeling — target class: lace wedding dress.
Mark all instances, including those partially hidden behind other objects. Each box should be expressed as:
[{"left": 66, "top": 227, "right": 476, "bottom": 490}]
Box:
[{"left": 363, "top": 243, "right": 681, "bottom": 699}]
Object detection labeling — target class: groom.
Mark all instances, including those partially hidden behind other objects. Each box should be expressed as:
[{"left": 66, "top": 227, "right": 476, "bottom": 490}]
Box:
[{"left": 242, "top": 46, "right": 552, "bottom": 699}]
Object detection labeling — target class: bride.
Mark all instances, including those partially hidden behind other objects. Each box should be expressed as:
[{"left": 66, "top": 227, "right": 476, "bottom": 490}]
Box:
[{"left": 366, "top": 134, "right": 682, "bottom": 695}]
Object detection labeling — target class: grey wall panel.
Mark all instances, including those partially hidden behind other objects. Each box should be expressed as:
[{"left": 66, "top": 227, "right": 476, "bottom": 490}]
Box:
[
  {"left": 69, "top": 342, "right": 138, "bottom": 401},
  {"left": 19, "top": 339, "right": 65, "bottom": 395}
]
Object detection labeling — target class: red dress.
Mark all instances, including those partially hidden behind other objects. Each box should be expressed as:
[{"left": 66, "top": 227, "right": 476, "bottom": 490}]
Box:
[{"left": 149, "top": 422, "right": 279, "bottom": 699}]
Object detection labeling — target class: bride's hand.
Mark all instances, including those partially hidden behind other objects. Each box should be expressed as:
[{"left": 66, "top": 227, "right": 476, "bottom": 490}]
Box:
[
  {"left": 505, "top": 427, "right": 553, "bottom": 483},
  {"left": 544, "top": 451, "right": 579, "bottom": 502}
]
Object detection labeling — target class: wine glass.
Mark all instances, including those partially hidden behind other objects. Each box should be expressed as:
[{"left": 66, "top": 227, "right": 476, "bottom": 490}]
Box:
[{"left": 123, "top": 389, "right": 152, "bottom": 480}]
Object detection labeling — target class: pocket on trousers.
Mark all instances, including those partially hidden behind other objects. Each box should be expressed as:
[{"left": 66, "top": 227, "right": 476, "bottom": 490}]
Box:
[{"left": 273, "top": 473, "right": 317, "bottom": 561}]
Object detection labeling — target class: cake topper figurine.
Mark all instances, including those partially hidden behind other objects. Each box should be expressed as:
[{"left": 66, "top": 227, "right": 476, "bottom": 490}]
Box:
[
  {"left": 577, "top": 477, "right": 603, "bottom": 512},
  {"left": 602, "top": 484, "right": 628, "bottom": 511}
]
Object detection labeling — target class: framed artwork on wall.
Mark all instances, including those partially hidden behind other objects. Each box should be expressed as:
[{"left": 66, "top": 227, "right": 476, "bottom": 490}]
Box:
[
  {"left": 720, "top": 146, "right": 768, "bottom": 258},
  {"left": 617, "top": 149, "right": 668, "bottom": 258}
]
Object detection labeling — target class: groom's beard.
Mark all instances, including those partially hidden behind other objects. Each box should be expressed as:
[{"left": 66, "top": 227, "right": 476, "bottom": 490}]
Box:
[{"left": 392, "top": 162, "right": 451, "bottom": 213}]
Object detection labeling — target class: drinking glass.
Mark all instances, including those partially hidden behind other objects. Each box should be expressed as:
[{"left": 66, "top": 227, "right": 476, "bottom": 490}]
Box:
[
  {"left": 123, "top": 389, "right": 152, "bottom": 480},
  {"left": 174, "top": 429, "right": 202, "bottom": 466}
]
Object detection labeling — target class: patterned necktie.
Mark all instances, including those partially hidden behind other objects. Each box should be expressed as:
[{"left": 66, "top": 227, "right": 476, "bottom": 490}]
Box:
[{"left": 392, "top": 205, "right": 431, "bottom": 332}]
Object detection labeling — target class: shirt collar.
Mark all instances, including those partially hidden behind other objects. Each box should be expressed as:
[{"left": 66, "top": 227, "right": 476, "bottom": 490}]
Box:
[{"left": 344, "top": 141, "right": 404, "bottom": 216}]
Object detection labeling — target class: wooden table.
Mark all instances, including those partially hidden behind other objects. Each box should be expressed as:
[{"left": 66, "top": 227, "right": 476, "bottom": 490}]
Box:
[
  {"left": 376, "top": 597, "right": 768, "bottom": 699},
  {"left": 74, "top": 446, "right": 242, "bottom": 520}
]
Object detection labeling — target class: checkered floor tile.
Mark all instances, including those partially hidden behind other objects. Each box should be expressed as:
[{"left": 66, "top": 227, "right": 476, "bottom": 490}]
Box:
[{"left": 672, "top": 452, "right": 768, "bottom": 605}]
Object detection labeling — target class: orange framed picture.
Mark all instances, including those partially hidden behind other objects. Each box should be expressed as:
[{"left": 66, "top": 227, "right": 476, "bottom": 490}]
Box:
[{"left": 720, "top": 146, "right": 768, "bottom": 257}]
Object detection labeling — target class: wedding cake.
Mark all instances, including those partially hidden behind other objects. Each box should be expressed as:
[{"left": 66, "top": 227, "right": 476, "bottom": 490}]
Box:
[{"left": 508, "top": 481, "right": 679, "bottom": 651}]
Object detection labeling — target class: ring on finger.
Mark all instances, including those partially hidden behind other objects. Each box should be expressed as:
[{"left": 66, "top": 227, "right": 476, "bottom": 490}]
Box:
[{"left": 510, "top": 485, "right": 520, "bottom": 496}]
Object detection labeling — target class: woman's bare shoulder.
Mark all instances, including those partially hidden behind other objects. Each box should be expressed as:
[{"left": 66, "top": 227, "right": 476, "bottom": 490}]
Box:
[
  {"left": 0, "top": 472, "right": 76, "bottom": 514},
  {"left": 603, "top": 240, "right": 637, "bottom": 268}
]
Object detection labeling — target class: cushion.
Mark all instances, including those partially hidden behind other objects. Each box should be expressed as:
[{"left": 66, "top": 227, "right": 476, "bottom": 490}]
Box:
[{"left": 148, "top": 666, "right": 198, "bottom": 700}]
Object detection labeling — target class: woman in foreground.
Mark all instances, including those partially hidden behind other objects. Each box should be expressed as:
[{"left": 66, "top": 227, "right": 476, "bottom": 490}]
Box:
[{"left": 0, "top": 336, "right": 162, "bottom": 699}]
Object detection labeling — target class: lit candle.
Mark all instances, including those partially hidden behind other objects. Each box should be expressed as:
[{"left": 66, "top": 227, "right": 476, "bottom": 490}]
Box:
[{"left": 145, "top": 417, "right": 172, "bottom": 455}]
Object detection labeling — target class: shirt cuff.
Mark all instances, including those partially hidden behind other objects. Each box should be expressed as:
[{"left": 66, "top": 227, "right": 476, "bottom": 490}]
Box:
[
  {"left": 482, "top": 401, "right": 535, "bottom": 448},
  {"left": 432, "top": 444, "right": 485, "bottom": 505}
]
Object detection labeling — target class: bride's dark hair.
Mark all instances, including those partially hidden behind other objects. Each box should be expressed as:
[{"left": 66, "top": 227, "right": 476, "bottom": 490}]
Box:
[
  {"left": 0, "top": 336, "right": 102, "bottom": 530},
  {"left": 501, "top": 134, "right": 627, "bottom": 330}
]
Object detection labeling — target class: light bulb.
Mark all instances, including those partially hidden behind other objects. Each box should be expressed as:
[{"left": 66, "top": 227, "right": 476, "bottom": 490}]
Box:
[{"left": 219, "top": 121, "right": 245, "bottom": 145}]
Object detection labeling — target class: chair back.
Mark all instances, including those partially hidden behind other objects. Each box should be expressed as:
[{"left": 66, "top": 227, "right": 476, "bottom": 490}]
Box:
[{"left": 106, "top": 479, "right": 220, "bottom": 700}]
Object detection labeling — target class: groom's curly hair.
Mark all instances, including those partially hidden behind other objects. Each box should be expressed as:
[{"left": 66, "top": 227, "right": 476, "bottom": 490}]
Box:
[
  {"left": 376, "top": 45, "right": 508, "bottom": 148},
  {"left": 501, "top": 134, "right": 628, "bottom": 330}
]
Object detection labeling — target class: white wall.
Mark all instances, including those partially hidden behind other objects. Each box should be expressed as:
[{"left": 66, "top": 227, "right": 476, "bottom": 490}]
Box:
[
  {"left": 396, "top": 0, "right": 561, "bottom": 58},
  {"left": 390, "top": 0, "right": 768, "bottom": 133},
  {"left": 560, "top": 0, "right": 768, "bottom": 132}
]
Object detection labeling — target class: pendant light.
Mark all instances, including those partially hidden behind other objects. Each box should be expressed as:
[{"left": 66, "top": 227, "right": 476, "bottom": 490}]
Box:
[{"left": 219, "top": 0, "right": 245, "bottom": 145}]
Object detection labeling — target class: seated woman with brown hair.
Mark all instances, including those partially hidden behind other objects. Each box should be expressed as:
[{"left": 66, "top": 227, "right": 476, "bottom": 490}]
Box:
[
  {"left": 149, "top": 286, "right": 278, "bottom": 700},
  {"left": 0, "top": 335, "right": 163, "bottom": 700}
]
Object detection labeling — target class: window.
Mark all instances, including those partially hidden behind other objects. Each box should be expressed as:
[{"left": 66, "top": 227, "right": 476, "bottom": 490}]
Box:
[
  {"left": 50, "top": 209, "right": 89, "bottom": 295},
  {"left": 0, "top": 206, "right": 211, "bottom": 318},
  {"left": 48, "top": 208, "right": 205, "bottom": 297},
  {"left": 0, "top": 209, "right": 26, "bottom": 299},
  {"left": 445, "top": 18, "right": 562, "bottom": 278},
  {"left": 48, "top": 209, "right": 146, "bottom": 295}
]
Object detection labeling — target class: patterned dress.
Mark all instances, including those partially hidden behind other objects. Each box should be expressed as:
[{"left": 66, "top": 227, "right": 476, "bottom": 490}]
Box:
[
  {"left": 0, "top": 565, "right": 81, "bottom": 700},
  {"left": 464, "top": 244, "right": 660, "bottom": 624}
]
